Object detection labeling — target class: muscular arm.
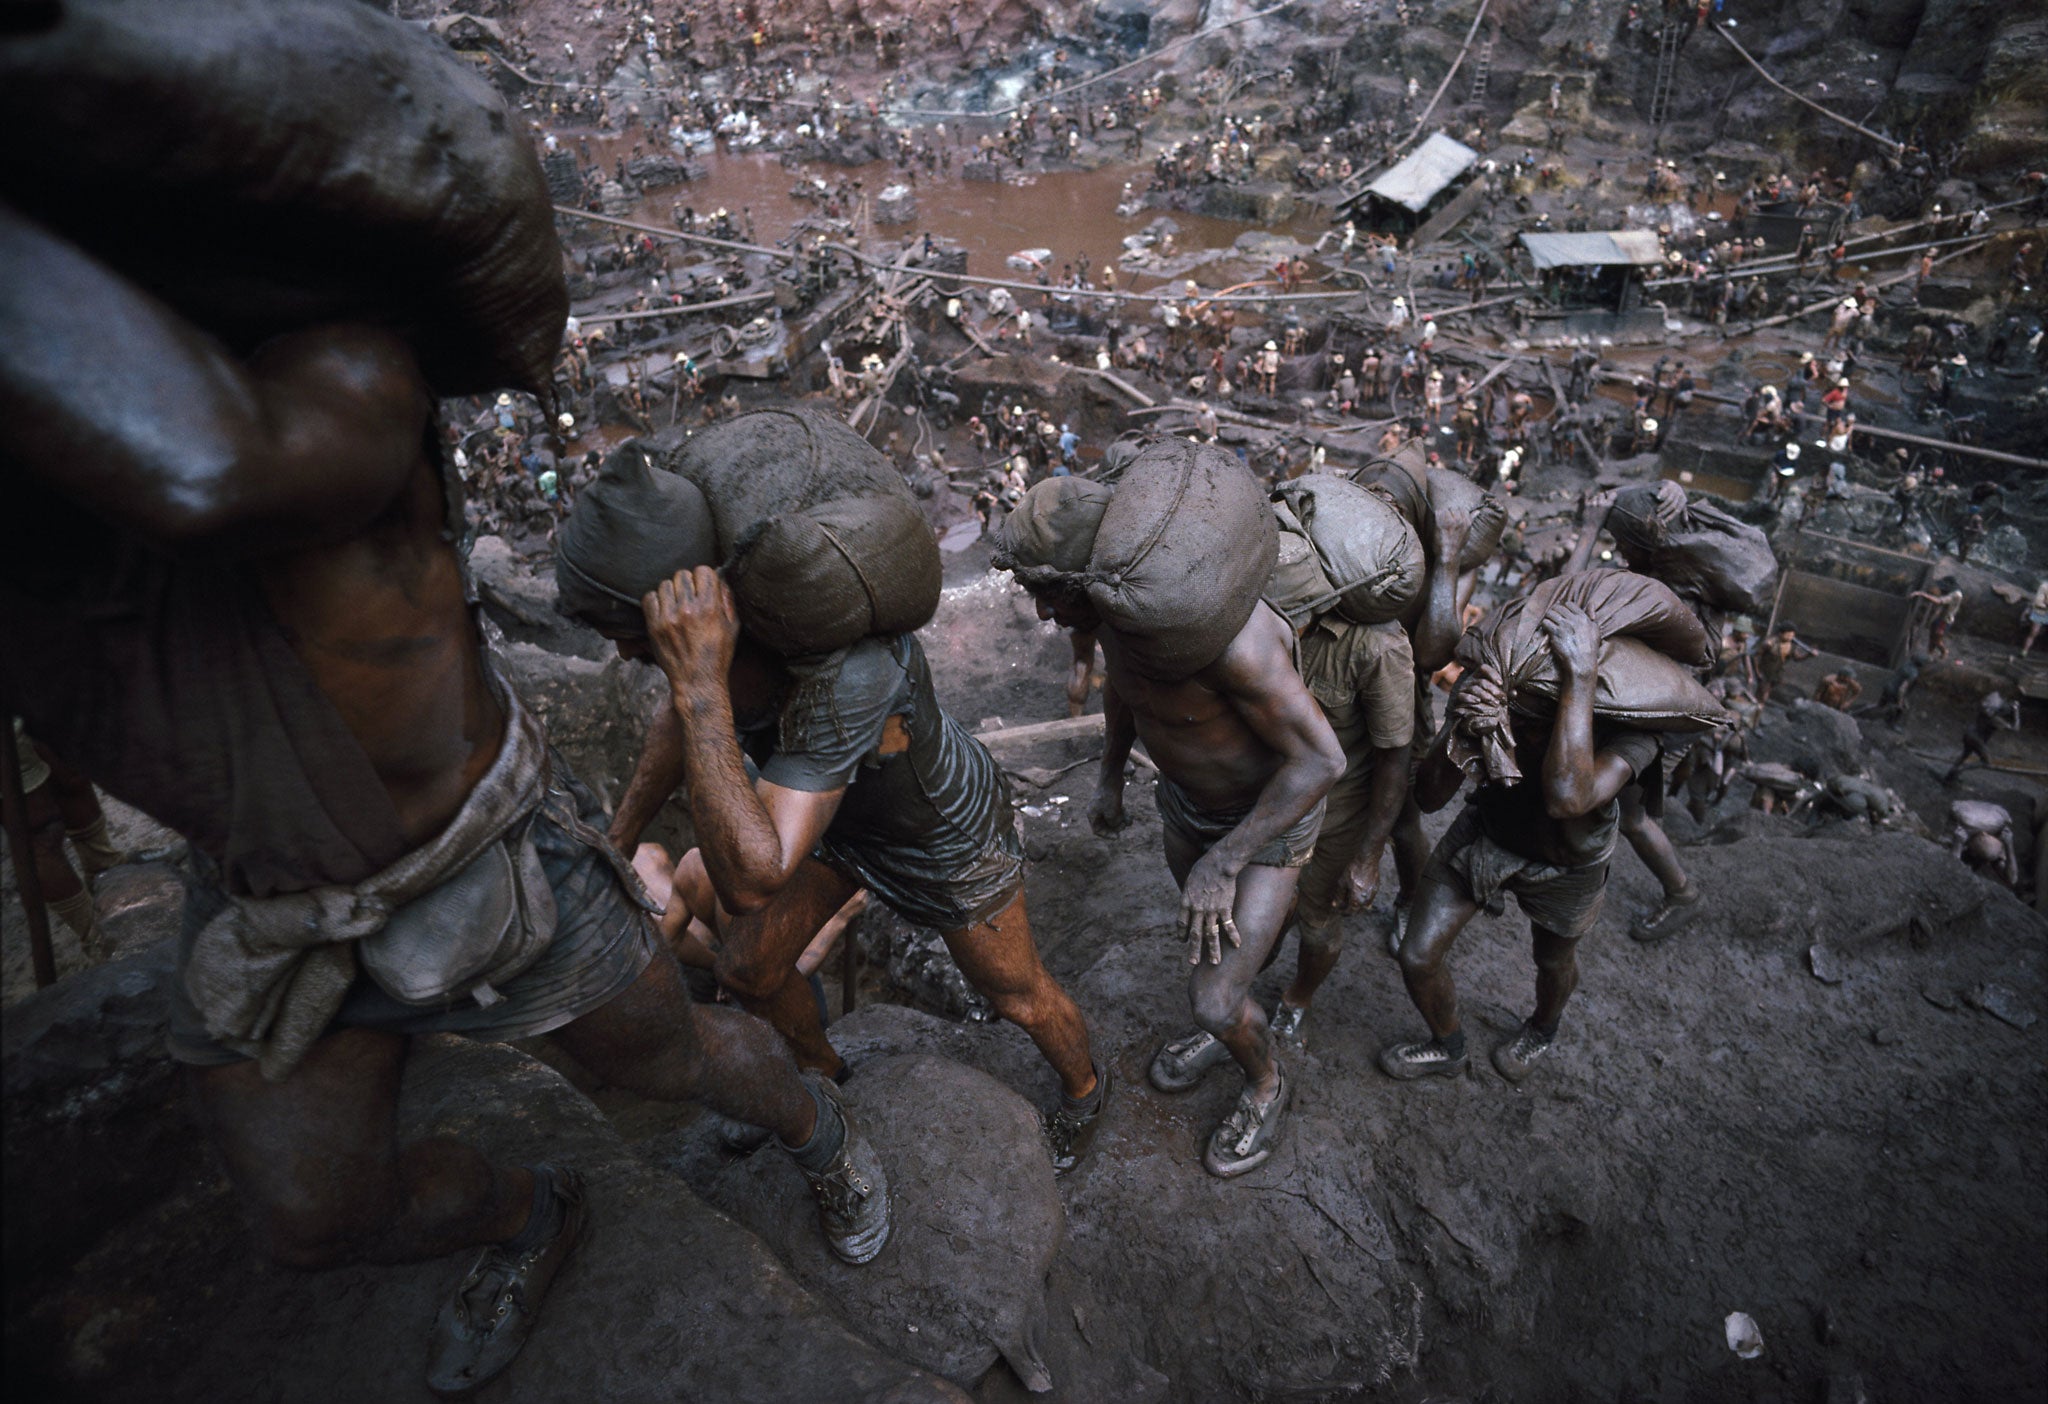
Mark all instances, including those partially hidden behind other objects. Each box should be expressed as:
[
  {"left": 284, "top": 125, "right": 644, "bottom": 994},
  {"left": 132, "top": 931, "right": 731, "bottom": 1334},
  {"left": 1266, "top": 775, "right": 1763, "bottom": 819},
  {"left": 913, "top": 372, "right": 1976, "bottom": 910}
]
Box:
[
  {"left": 641, "top": 568, "right": 847, "bottom": 915},
  {"left": 1539, "top": 606, "right": 1641, "bottom": 819},
  {"left": 609, "top": 695, "right": 687, "bottom": 852},
  {"left": 0, "top": 205, "right": 425, "bottom": 554},
  {"left": 675, "top": 682, "right": 845, "bottom": 914},
  {"left": 1414, "top": 712, "right": 1466, "bottom": 813},
  {"left": 1090, "top": 678, "right": 1138, "bottom": 834},
  {"left": 1198, "top": 613, "right": 1347, "bottom": 875}
]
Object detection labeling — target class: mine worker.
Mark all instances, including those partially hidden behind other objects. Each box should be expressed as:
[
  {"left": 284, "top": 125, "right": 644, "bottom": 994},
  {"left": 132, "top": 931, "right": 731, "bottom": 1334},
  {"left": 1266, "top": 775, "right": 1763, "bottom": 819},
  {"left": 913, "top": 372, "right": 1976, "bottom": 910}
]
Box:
[
  {"left": 1908, "top": 581, "right": 1965, "bottom": 658},
  {"left": 1863, "top": 654, "right": 1928, "bottom": 731},
  {"left": 1813, "top": 666, "right": 1862, "bottom": 711},
  {"left": 1943, "top": 690, "right": 2021, "bottom": 784},
  {"left": 1381, "top": 603, "right": 1666, "bottom": 1083},
  {"left": 2022, "top": 580, "right": 2048, "bottom": 655},
  {"left": 1000, "top": 485, "right": 1344, "bottom": 1179},
  {"left": 1388, "top": 294, "right": 1410, "bottom": 333},
  {"left": 1333, "top": 356, "right": 1359, "bottom": 412},
  {"left": 567, "top": 458, "right": 1109, "bottom": 1176},
  {"left": 1754, "top": 624, "right": 1815, "bottom": 704},
  {"left": 1057, "top": 422, "right": 1080, "bottom": 472},
  {"left": 1195, "top": 399, "right": 1220, "bottom": 442},
  {"left": 2, "top": 59, "right": 893, "bottom": 1404},
  {"left": 1257, "top": 339, "right": 1281, "bottom": 397},
  {"left": 1361, "top": 344, "right": 1385, "bottom": 401},
  {"left": 1950, "top": 802, "right": 2020, "bottom": 888},
  {"left": 1155, "top": 597, "right": 1415, "bottom": 1063}
]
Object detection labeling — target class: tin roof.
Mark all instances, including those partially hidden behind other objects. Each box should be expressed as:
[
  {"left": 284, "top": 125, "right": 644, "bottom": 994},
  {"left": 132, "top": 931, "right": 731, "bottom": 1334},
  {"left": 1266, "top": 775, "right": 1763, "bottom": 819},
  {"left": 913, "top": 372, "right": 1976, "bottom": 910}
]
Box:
[
  {"left": 1519, "top": 230, "right": 1666, "bottom": 270},
  {"left": 1365, "top": 133, "right": 1479, "bottom": 213}
]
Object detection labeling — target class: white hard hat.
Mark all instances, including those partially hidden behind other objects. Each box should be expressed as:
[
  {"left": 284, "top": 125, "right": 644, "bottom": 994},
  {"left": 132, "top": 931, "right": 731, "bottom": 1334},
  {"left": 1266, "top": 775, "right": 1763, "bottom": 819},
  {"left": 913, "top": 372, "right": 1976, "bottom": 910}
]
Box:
[
  {"left": 497, "top": 393, "right": 513, "bottom": 407},
  {"left": 1642, "top": 418, "right": 1659, "bottom": 433},
  {"left": 558, "top": 412, "right": 575, "bottom": 429},
  {"left": 1783, "top": 442, "right": 1801, "bottom": 460},
  {"left": 1265, "top": 340, "right": 1278, "bottom": 350}
]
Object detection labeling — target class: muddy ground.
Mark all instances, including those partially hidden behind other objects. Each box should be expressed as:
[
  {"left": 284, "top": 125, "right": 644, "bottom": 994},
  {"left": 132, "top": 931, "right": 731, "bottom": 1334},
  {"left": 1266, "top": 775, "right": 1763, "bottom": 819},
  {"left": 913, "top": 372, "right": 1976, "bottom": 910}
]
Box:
[{"left": 6, "top": 531, "right": 2045, "bottom": 1403}]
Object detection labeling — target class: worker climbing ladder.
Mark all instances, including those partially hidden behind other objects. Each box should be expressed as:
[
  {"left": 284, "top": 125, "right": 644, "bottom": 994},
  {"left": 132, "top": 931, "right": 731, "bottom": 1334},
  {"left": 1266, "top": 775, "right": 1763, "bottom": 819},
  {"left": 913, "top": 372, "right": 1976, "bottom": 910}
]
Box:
[
  {"left": 1468, "top": 28, "right": 1496, "bottom": 102},
  {"left": 1647, "top": 19, "right": 1683, "bottom": 127}
]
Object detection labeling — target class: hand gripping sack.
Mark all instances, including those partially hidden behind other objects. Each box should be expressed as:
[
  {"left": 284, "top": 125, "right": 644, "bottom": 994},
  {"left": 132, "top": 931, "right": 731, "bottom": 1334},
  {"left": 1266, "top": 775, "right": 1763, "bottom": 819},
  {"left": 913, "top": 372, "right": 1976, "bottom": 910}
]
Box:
[
  {"left": 0, "top": 0, "right": 568, "bottom": 396},
  {"left": 1270, "top": 475, "right": 1424, "bottom": 625},
  {"left": 1607, "top": 482, "right": 1778, "bottom": 617},
  {"left": 670, "top": 410, "right": 941, "bottom": 656},
  {"left": 1085, "top": 437, "right": 1277, "bottom": 681},
  {"left": 1454, "top": 570, "right": 1727, "bottom": 732}
]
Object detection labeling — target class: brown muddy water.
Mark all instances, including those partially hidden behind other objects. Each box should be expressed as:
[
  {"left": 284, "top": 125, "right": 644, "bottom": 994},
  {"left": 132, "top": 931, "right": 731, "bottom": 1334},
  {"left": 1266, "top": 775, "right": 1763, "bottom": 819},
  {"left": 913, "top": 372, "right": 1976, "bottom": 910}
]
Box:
[{"left": 602, "top": 142, "right": 1338, "bottom": 294}]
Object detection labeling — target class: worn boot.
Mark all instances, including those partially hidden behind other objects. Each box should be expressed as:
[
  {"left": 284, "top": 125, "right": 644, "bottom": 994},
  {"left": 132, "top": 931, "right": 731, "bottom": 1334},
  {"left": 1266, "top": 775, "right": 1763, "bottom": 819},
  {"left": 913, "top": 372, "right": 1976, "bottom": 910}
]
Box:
[
  {"left": 1044, "top": 1062, "right": 1112, "bottom": 1176},
  {"left": 426, "top": 1166, "right": 586, "bottom": 1397},
  {"left": 1630, "top": 882, "right": 1704, "bottom": 944},
  {"left": 1148, "top": 1029, "right": 1231, "bottom": 1093},
  {"left": 784, "top": 1081, "right": 891, "bottom": 1265}
]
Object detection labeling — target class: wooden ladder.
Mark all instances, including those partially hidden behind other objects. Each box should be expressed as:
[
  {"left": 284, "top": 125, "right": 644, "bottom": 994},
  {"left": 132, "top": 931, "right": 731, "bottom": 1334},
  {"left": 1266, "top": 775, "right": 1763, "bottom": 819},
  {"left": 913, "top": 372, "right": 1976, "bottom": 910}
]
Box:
[
  {"left": 1469, "top": 31, "right": 1496, "bottom": 102},
  {"left": 1647, "top": 21, "right": 1683, "bottom": 127}
]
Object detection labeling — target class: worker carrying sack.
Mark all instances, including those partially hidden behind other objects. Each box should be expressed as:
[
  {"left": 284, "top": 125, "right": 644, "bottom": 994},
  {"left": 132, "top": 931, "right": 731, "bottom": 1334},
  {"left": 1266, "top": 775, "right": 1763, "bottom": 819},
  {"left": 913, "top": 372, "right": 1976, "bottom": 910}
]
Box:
[
  {"left": 1351, "top": 457, "right": 1508, "bottom": 573},
  {"left": 1268, "top": 475, "right": 1425, "bottom": 626},
  {"left": 1083, "top": 437, "right": 1277, "bottom": 681},
  {"left": 993, "top": 477, "right": 1116, "bottom": 578},
  {"left": 668, "top": 410, "right": 942, "bottom": 657},
  {"left": 1426, "top": 468, "right": 1511, "bottom": 572},
  {"left": 1450, "top": 571, "right": 1728, "bottom": 783},
  {"left": 1606, "top": 482, "right": 1778, "bottom": 618},
  {"left": 0, "top": 0, "right": 567, "bottom": 396}
]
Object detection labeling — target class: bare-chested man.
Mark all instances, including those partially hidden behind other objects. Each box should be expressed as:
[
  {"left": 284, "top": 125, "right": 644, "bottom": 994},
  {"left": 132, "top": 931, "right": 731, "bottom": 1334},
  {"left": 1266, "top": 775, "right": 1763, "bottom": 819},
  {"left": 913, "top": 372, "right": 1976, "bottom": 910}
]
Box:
[
  {"left": 1383, "top": 603, "right": 1662, "bottom": 1083},
  {"left": 996, "top": 482, "right": 1344, "bottom": 1177},
  {"left": 0, "top": 27, "right": 887, "bottom": 1399},
  {"left": 561, "top": 456, "right": 1107, "bottom": 1174}
]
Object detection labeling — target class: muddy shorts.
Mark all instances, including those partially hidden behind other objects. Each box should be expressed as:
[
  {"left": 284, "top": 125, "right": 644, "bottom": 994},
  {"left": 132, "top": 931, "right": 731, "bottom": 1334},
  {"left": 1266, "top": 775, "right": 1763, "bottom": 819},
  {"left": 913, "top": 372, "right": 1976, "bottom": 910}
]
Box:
[
  {"left": 1423, "top": 805, "right": 1610, "bottom": 940},
  {"left": 1156, "top": 777, "right": 1322, "bottom": 870},
  {"left": 166, "top": 770, "right": 659, "bottom": 1068},
  {"left": 817, "top": 817, "right": 1025, "bottom": 933}
]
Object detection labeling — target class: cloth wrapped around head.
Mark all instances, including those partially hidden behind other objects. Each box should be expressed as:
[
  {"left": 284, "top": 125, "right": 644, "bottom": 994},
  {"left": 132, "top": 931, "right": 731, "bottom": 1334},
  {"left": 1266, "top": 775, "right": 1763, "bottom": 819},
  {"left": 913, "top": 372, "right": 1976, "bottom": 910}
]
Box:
[
  {"left": 555, "top": 441, "right": 717, "bottom": 635},
  {"left": 992, "top": 477, "right": 1115, "bottom": 587},
  {"left": 1604, "top": 480, "right": 1690, "bottom": 557}
]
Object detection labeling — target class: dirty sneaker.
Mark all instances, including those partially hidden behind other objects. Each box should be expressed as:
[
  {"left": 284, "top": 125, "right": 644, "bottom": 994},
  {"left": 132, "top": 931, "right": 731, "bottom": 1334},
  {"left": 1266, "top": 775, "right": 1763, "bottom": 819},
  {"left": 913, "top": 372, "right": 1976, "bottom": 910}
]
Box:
[
  {"left": 1148, "top": 1028, "right": 1230, "bottom": 1093},
  {"left": 1377, "top": 1035, "right": 1468, "bottom": 1081},
  {"left": 1491, "top": 1023, "right": 1556, "bottom": 1084},
  {"left": 1629, "top": 883, "right": 1704, "bottom": 944},
  {"left": 1044, "top": 1063, "right": 1112, "bottom": 1176},
  {"left": 786, "top": 1084, "right": 891, "bottom": 1265},
  {"left": 426, "top": 1165, "right": 586, "bottom": 1397},
  {"left": 1202, "top": 1066, "right": 1290, "bottom": 1179},
  {"left": 1268, "top": 999, "right": 1309, "bottom": 1053}
]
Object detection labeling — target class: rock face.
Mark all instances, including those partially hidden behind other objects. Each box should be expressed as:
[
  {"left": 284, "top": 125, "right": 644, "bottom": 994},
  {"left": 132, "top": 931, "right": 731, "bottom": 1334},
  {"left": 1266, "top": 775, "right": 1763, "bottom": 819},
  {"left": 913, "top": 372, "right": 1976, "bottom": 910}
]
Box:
[
  {"left": 652, "top": 1053, "right": 1066, "bottom": 1392},
  {"left": 3, "top": 964, "right": 972, "bottom": 1404}
]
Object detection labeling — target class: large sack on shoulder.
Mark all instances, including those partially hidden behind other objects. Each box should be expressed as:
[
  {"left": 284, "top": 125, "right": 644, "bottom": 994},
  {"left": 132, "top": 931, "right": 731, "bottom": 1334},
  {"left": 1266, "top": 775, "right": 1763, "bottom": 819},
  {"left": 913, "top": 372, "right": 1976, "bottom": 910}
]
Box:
[
  {"left": 1607, "top": 482, "right": 1778, "bottom": 617},
  {"left": 0, "top": 0, "right": 567, "bottom": 396},
  {"left": 1270, "top": 475, "right": 1424, "bottom": 625},
  {"left": 1086, "top": 437, "right": 1277, "bottom": 680},
  {"left": 1351, "top": 458, "right": 1507, "bottom": 573},
  {"left": 993, "top": 477, "right": 1114, "bottom": 579},
  {"left": 669, "top": 409, "right": 941, "bottom": 656},
  {"left": 1425, "top": 468, "right": 1511, "bottom": 572},
  {"left": 1455, "top": 570, "right": 1725, "bottom": 732},
  {"left": 1263, "top": 502, "right": 1337, "bottom": 621}
]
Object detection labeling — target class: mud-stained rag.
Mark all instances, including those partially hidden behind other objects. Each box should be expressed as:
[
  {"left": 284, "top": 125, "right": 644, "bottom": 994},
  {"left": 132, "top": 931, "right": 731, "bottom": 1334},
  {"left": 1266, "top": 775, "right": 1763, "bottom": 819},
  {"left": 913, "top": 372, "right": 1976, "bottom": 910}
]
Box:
[{"left": 181, "top": 673, "right": 555, "bottom": 1081}]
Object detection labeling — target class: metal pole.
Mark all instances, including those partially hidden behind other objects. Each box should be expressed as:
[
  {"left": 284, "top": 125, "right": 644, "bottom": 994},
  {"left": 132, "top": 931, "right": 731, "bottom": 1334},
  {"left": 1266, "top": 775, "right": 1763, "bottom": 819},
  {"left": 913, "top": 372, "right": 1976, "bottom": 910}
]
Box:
[{"left": 0, "top": 710, "right": 59, "bottom": 989}]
